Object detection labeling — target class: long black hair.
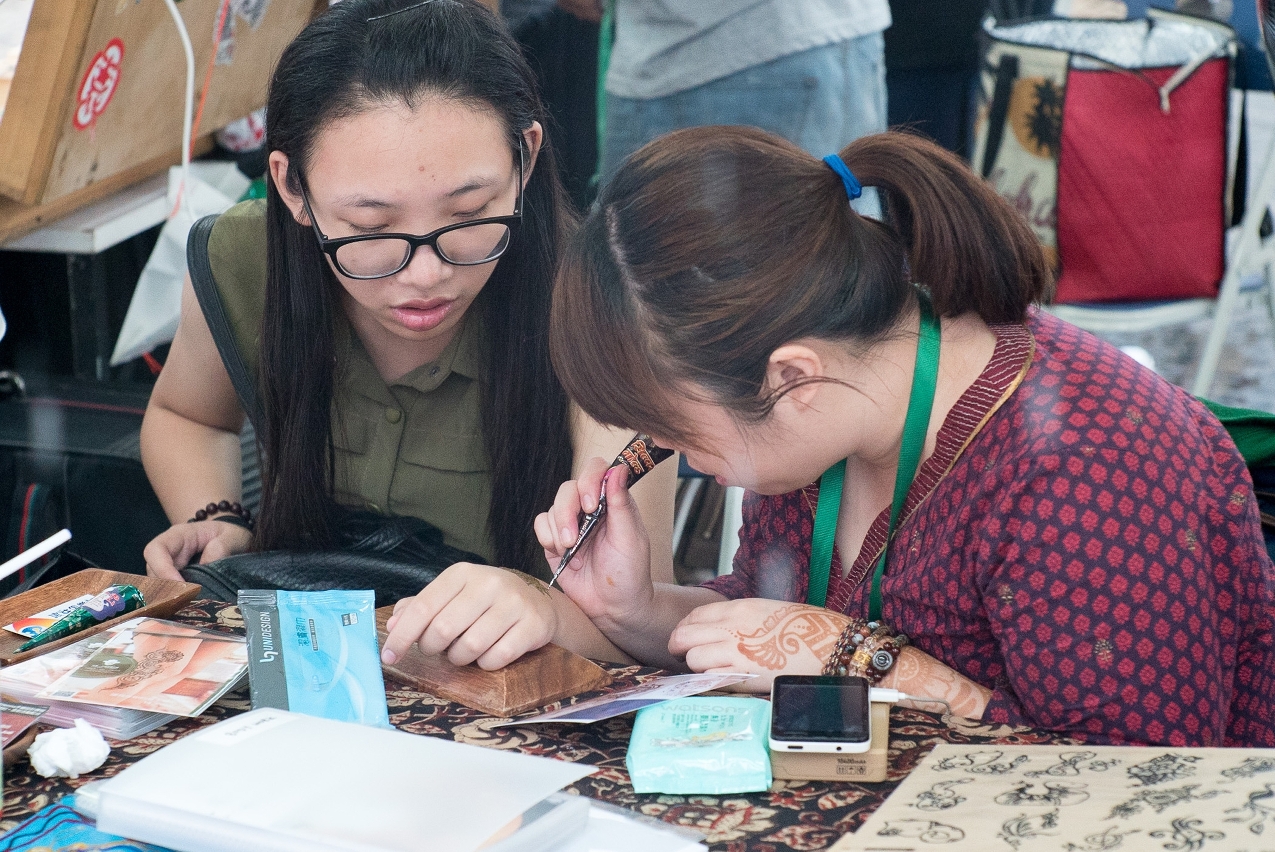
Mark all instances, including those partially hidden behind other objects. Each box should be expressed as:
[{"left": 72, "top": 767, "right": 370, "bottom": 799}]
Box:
[{"left": 258, "top": 0, "right": 574, "bottom": 576}]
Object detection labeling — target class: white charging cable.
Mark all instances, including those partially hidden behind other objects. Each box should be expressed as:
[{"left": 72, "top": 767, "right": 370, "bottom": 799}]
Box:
[
  {"left": 161, "top": 0, "right": 195, "bottom": 218},
  {"left": 870, "top": 687, "right": 952, "bottom": 716}
]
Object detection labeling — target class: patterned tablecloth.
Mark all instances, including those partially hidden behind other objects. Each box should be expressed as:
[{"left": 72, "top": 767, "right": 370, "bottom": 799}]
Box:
[{"left": 0, "top": 600, "right": 1067, "bottom": 851}]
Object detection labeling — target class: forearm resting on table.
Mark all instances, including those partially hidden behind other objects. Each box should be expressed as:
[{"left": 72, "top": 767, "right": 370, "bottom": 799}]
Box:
[
  {"left": 879, "top": 646, "right": 991, "bottom": 719},
  {"left": 598, "top": 583, "right": 727, "bottom": 670},
  {"left": 140, "top": 405, "right": 244, "bottom": 523}
]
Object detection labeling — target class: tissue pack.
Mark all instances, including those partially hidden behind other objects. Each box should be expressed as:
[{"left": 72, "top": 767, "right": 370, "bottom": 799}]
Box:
[
  {"left": 238, "top": 589, "right": 389, "bottom": 727},
  {"left": 626, "top": 696, "right": 772, "bottom": 794}
]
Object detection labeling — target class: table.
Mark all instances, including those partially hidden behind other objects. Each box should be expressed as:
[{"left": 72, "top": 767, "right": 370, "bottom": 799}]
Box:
[{"left": 0, "top": 601, "right": 1068, "bottom": 851}]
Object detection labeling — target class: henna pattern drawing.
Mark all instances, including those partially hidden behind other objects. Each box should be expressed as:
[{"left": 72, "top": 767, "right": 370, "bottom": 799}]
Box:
[
  {"left": 1221, "top": 757, "right": 1275, "bottom": 782},
  {"left": 1062, "top": 826, "right": 1140, "bottom": 851},
  {"left": 996, "top": 808, "right": 1059, "bottom": 849},
  {"left": 1148, "top": 817, "right": 1224, "bottom": 851},
  {"left": 506, "top": 569, "right": 551, "bottom": 598},
  {"left": 1025, "top": 750, "right": 1121, "bottom": 778},
  {"left": 1126, "top": 754, "right": 1201, "bottom": 787},
  {"left": 111, "top": 649, "right": 185, "bottom": 689},
  {"left": 1104, "top": 785, "right": 1224, "bottom": 820},
  {"left": 934, "top": 750, "right": 1029, "bottom": 776},
  {"left": 1222, "top": 783, "right": 1275, "bottom": 836},
  {"left": 733, "top": 605, "right": 846, "bottom": 670},
  {"left": 877, "top": 818, "right": 965, "bottom": 844},
  {"left": 913, "top": 779, "right": 973, "bottom": 811},
  {"left": 993, "top": 781, "right": 1089, "bottom": 807}
]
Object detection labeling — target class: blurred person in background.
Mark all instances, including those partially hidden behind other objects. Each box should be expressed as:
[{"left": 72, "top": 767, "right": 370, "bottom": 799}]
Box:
[
  {"left": 885, "top": 1, "right": 987, "bottom": 157},
  {"left": 503, "top": 0, "right": 604, "bottom": 209},
  {"left": 596, "top": 0, "right": 891, "bottom": 184}
]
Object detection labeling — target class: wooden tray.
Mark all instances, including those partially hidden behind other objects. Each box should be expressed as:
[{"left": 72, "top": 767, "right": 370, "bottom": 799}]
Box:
[
  {"left": 0, "top": 569, "right": 200, "bottom": 666},
  {"left": 376, "top": 606, "right": 611, "bottom": 717}
]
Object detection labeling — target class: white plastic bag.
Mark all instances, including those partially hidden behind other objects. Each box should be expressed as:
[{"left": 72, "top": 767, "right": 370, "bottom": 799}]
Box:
[{"left": 110, "top": 162, "right": 249, "bottom": 366}]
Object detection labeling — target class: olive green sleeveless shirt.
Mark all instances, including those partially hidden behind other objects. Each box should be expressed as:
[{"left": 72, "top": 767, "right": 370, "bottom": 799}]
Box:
[{"left": 206, "top": 200, "right": 497, "bottom": 564}]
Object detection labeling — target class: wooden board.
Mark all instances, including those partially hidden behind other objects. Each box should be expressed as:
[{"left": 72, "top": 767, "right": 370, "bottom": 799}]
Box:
[
  {"left": 0, "top": 0, "right": 93, "bottom": 204},
  {"left": 0, "top": 0, "right": 315, "bottom": 205},
  {"left": 0, "top": 136, "right": 212, "bottom": 244},
  {"left": 0, "top": 568, "right": 200, "bottom": 666},
  {"left": 375, "top": 606, "right": 612, "bottom": 717}
]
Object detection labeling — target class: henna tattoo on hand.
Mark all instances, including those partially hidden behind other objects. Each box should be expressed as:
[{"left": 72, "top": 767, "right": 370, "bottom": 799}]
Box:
[
  {"left": 882, "top": 647, "right": 991, "bottom": 719},
  {"left": 732, "top": 605, "right": 850, "bottom": 670},
  {"left": 504, "top": 568, "right": 551, "bottom": 598}
]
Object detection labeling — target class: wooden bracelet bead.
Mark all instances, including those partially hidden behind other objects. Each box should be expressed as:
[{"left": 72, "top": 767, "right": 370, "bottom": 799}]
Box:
[{"left": 188, "top": 500, "right": 254, "bottom": 529}]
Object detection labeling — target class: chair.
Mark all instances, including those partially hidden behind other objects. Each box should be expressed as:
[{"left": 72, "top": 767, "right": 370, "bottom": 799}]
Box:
[
  {"left": 672, "top": 457, "right": 745, "bottom": 578},
  {"left": 1045, "top": 1, "right": 1275, "bottom": 397}
]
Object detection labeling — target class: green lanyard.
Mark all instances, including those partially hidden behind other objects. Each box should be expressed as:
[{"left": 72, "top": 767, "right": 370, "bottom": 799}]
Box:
[{"left": 806, "top": 295, "right": 941, "bottom": 623}]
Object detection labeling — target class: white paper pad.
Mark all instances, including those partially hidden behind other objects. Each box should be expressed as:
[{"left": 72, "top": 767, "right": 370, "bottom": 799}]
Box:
[
  {"left": 96, "top": 708, "right": 595, "bottom": 852},
  {"left": 559, "top": 803, "right": 707, "bottom": 852},
  {"left": 491, "top": 673, "right": 756, "bottom": 726}
]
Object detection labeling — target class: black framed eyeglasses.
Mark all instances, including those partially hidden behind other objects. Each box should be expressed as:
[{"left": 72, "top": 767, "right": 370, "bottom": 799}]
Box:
[{"left": 296, "top": 138, "right": 524, "bottom": 280}]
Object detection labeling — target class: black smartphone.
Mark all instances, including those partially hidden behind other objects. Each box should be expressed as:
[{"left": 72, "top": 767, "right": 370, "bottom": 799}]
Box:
[{"left": 769, "top": 675, "right": 871, "bottom": 753}]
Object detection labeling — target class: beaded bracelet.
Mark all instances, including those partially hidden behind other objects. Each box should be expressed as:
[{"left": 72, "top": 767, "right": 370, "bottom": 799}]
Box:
[
  {"left": 822, "top": 619, "right": 909, "bottom": 684},
  {"left": 188, "top": 500, "right": 254, "bottom": 531}
]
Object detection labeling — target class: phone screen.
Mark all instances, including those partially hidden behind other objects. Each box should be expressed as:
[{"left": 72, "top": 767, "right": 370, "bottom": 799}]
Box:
[{"left": 771, "top": 676, "right": 870, "bottom": 743}]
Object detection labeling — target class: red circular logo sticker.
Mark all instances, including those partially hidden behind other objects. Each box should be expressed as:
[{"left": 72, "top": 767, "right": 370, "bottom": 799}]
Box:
[{"left": 73, "top": 38, "right": 125, "bottom": 130}]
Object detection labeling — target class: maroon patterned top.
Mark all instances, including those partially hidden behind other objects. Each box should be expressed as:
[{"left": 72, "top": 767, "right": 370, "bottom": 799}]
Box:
[{"left": 705, "top": 310, "right": 1275, "bottom": 747}]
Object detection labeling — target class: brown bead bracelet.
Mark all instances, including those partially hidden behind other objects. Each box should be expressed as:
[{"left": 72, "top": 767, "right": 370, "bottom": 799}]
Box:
[
  {"left": 822, "top": 619, "right": 909, "bottom": 684},
  {"left": 188, "top": 500, "right": 254, "bottom": 531}
]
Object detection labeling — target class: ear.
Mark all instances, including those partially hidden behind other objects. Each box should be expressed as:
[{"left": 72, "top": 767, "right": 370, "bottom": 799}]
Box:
[
  {"left": 764, "top": 343, "right": 825, "bottom": 410},
  {"left": 268, "top": 151, "right": 310, "bottom": 227},
  {"left": 520, "top": 120, "right": 544, "bottom": 188}
]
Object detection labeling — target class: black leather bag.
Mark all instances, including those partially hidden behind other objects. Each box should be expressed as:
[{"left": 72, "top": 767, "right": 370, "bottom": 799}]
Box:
[{"left": 181, "top": 511, "right": 483, "bottom": 608}]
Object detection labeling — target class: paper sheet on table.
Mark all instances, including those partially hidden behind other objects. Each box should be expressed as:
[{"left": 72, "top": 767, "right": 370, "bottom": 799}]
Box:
[
  {"left": 97, "top": 708, "right": 596, "bottom": 852},
  {"left": 491, "top": 673, "right": 755, "bottom": 726},
  {"left": 839, "top": 742, "right": 1275, "bottom": 852}
]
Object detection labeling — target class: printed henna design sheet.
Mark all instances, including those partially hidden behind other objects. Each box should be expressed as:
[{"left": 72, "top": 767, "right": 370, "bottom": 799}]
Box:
[
  {"left": 839, "top": 744, "right": 1275, "bottom": 851},
  {"left": 36, "top": 617, "right": 248, "bottom": 716}
]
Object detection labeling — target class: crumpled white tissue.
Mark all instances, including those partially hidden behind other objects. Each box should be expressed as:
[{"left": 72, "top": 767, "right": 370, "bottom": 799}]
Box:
[{"left": 29, "top": 718, "right": 111, "bottom": 779}]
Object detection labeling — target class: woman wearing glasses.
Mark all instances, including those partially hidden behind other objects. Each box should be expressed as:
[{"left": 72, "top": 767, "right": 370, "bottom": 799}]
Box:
[
  {"left": 140, "top": 0, "right": 675, "bottom": 668},
  {"left": 537, "top": 126, "right": 1275, "bottom": 746}
]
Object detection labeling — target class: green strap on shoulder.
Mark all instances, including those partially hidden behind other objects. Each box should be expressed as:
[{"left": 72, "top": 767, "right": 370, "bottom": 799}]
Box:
[
  {"left": 806, "top": 295, "right": 942, "bottom": 622},
  {"left": 806, "top": 459, "right": 845, "bottom": 608}
]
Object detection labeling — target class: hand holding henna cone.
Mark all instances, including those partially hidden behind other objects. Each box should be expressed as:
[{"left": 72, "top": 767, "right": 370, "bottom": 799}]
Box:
[{"left": 547, "top": 434, "right": 674, "bottom": 588}]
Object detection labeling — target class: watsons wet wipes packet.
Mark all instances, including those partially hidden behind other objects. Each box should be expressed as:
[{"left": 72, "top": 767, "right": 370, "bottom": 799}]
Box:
[
  {"left": 626, "top": 696, "right": 772, "bottom": 794},
  {"left": 238, "top": 589, "right": 390, "bottom": 727}
]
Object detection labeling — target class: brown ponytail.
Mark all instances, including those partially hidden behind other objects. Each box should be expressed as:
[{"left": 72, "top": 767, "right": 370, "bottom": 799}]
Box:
[
  {"left": 550, "top": 127, "right": 1052, "bottom": 446},
  {"left": 840, "top": 133, "right": 1052, "bottom": 323}
]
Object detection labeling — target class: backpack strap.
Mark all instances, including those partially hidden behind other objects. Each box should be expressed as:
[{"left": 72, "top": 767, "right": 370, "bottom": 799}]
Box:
[{"left": 187, "top": 214, "right": 263, "bottom": 429}]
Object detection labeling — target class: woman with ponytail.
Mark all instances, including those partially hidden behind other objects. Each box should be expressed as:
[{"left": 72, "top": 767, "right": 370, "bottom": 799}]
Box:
[
  {"left": 140, "top": 0, "right": 676, "bottom": 669},
  {"left": 539, "top": 126, "right": 1275, "bottom": 746}
]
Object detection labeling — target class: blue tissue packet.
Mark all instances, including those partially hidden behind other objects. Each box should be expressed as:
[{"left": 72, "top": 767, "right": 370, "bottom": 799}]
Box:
[
  {"left": 626, "top": 696, "right": 772, "bottom": 794},
  {"left": 238, "top": 589, "right": 390, "bottom": 727}
]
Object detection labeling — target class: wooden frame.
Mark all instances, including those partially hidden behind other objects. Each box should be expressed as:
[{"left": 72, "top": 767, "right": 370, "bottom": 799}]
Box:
[{"left": 0, "top": 0, "right": 318, "bottom": 208}]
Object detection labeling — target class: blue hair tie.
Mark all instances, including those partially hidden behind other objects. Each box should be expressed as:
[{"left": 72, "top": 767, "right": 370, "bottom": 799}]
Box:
[{"left": 822, "top": 154, "right": 862, "bottom": 201}]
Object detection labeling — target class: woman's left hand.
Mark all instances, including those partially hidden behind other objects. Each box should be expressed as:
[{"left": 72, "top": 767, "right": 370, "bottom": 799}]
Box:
[
  {"left": 381, "top": 563, "right": 559, "bottom": 671},
  {"left": 668, "top": 599, "right": 852, "bottom": 692}
]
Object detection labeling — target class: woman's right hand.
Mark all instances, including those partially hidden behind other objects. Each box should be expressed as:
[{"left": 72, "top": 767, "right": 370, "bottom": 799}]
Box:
[
  {"left": 533, "top": 456, "right": 655, "bottom": 632},
  {"left": 143, "top": 520, "right": 253, "bottom": 581}
]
